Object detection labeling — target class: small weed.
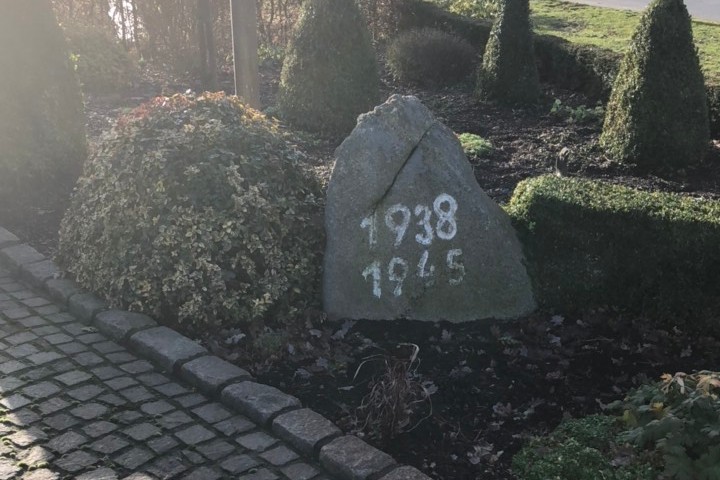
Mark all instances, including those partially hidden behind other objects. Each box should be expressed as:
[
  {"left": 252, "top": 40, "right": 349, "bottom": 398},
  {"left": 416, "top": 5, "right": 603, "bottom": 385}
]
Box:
[
  {"left": 458, "top": 133, "right": 494, "bottom": 157},
  {"left": 550, "top": 99, "right": 604, "bottom": 124}
]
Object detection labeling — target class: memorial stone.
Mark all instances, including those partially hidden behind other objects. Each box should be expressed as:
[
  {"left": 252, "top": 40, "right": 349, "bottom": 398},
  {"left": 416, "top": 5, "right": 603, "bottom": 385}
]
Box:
[{"left": 323, "top": 95, "right": 535, "bottom": 322}]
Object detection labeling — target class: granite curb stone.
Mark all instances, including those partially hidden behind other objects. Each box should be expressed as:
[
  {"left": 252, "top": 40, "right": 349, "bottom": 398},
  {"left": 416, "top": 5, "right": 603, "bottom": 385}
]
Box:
[
  {"left": 221, "top": 381, "right": 301, "bottom": 425},
  {"left": 320, "top": 436, "right": 396, "bottom": 480},
  {"left": 0, "top": 233, "right": 431, "bottom": 480},
  {"left": 20, "top": 259, "right": 60, "bottom": 288},
  {"left": 180, "top": 356, "right": 252, "bottom": 395},
  {"left": 0, "top": 227, "right": 20, "bottom": 248},
  {"left": 129, "top": 326, "right": 208, "bottom": 372},
  {"left": 45, "top": 278, "right": 82, "bottom": 305},
  {"left": 95, "top": 310, "right": 157, "bottom": 342},
  {"left": 273, "top": 408, "right": 342, "bottom": 456}
]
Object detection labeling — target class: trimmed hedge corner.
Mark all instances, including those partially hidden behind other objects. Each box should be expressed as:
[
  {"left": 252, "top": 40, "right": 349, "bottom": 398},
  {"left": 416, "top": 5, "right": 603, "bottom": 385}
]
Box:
[
  {"left": 395, "top": 0, "right": 720, "bottom": 139},
  {"left": 507, "top": 175, "right": 720, "bottom": 328},
  {"left": 58, "top": 93, "right": 324, "bottom": 334}
]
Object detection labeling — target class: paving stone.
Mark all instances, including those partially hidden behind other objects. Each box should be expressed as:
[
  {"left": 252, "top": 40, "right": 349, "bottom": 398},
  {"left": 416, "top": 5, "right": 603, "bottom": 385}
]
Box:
[
  {"left": 320, "top": 435, "right": 396, "bottom": 480},
  {"left": 214, "top": 416, "right": 255, "bottom": 437},
  {"left": 0, "top": 244, "right": 44, "bottom": 270},
  {"left": 77, "top": 332, "right": 106, "bottom": 344},
  {"left": 70, "top": 403, "right": 109, "bottom": 420},
  {"left": 280, "top": 462, "right": 320, "bottom": 480},
  {"left": 56, "top": 370, "right": 92, "bottom": 386},
  {"left": 22, "top": 381, "right": 61, "bottom": 399},
  {"left": 37, "top": 397, "right": 70, "bottom": 415},
  {"left": 43, "top": 333, "right": 74, "bottom": 345},
  {"left": 105, "top": 376, "right": 138, "bottom": 391},
  {"left": 22, "top": 468, "right": 60, "bottom": 480},
  {"left": 181, "top": 467, "right": 222, "bottom": 480},
  {"left": 140, "top": 400, "right": 174, "bottom": 416},
  {"left": 192, "top": 403, "right": 232, "bottom": 423},
  {"left": 95, "top": 310, "right": 157, "bottom": 342},
  {"left": 220, "top": 454, "right": 260, "bottom": 474},
  {"left": 236, "top": 431, "right": 278, "bottom": 452},
  {"left": 272, "top": 408, "right": 342, "bottom": 456},
  {"left": 175, "top": 425, "right": 216, "bottom": 445},
  {"left": 181, "top": 449, "right": 205, "bottom": 465},
  {"left": 153, "top": 382, "right": 189, "bottom": 397},
  {"left": 124, "top": 423, "right": 161, "bottom": 441},
  {"left": 129, "top": 327, "right": 208, "bottom": 371},
  {"left": 146, "top": 454, "right": 188, "bottom": 478},
  {"left": 57, "top": 341, "right": 88, "bottom": 355},
  {"left": 119, "top": 359, "right": 155, "bottom": 375},
  {"left": 180, "top": 356, "right": 251, "bottom": 395},
  {"left": 121, "top": 475, "right": 155, "bottom": 480},
  {"left": 17, "top": 445, "right": 54, "bottom": 468},
  {"left": 237, "top": 468, "right": 279, "bottom": 480},
  {"left": 3, "top": 307, "right": 30, "bottom": 319},
  {"left": 22, "top": 297, "right": 51, "bottom": 307},
  {"left": 76, "top": 468, "right": 118, "bottom": 480},
  {"left": 196, "top": 439, "right": 236, "bottom": 461},
  {"left": 147, "top": 436, "right": 179, "bottom": 455},
  {"left": 114, "top": 447, "right": 154, "bottom": 470},
  {"left": 222, "top": 381, "right": 301, "bottom": 425},
  {"left": 119, "top": 385, "right": 154, "bottom": 403},
  {"left": 260, "top": 445, "right": 300, "bottom": 466},
  {"left": 0, "top": 227, "right": 20, "bottom": 248},
  {"left": 18, "top": 316, "right": 46, "bottom": 327},
  {"left": 61, "top": 322, "right": 87, "bottom": 336},
  {"left": 5, "top": 331, "right": 38, "bottom": 345},
  {"left": 90, "top": 434, "right": 130, "bottom": 454},
  {"left": 176, "top": 393, "right": 205, "bottom": 408},
  {"left": 93, "top": 340, "right": 124, "bottom": 354},
  {"left": 0, "top": 458, "right": 20, "bottom": 480},
  {"left": 55, "top": 449, "right": 99, "bottom": 472},
  {"left": 157, "top": 410, "right": 193, "bottom": 430},
  {"left": 378, "top": 466, "right": 433, "bottom": 480},
  {"left": 83, "top": 421, "right": 118, "bottom": 438},
  {"left": 68, "top": 384, "right": 105, "bottom": 401},
  {"left": 43, "top": 413, "right": 79, "bottom": 431},
  {"left": 45, "top": 278, "right": 82, "bottom": 306},
  {"left": 6, "top": 343, "right": 39, "bottom": 358},
  {"left": 47, "top": 431, "right": 88, "bottom": 453},
  {"left": 7, "top": 427, "right": 47, "bottom": 447},
  {"left": 6, "top": 408, "right": 40, "bottom": 426},
  {"left": 73, "top": 351, "right": 104, "bottom": 367},
  {"left": 113, "top": 411, "right": 143, "bottom": 425},
  {"left": 0, "top": 360, "right": 27, "bottom": 374},
  {"left": 92, "top": 365, "right": 124, "bottom": 380},
  {"left": 99, "top": 393, "right": 127, "bottom": 406},
  {"left": 106, "top": 352, "right": 137, "bottom": 364},
  {"left": 68, "top": 292, "right": 107, "bottom": 324},
  {"left": 20, "top": 259, "right": 59, "bottom": 288},
  {"left": 44, "top": 312, "right": 74, "bottom": 324},
  {"left": 31, "top": 325, "right": 61, "bottom": 337},
  {"left": 0, "top": 375, "right": 25, "bottom": 391},
  {"left": 27, "top": 351, "right": 63, "bottom": 365},
  {"left": 137, "top": 373, "right": 169, "bottom": 387}
]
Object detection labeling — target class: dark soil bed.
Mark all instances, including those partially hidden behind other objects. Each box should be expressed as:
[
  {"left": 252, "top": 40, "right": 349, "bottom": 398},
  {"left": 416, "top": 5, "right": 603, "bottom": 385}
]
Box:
[{"left": 4, "top": 60, "right": 720, "bottom": 479}]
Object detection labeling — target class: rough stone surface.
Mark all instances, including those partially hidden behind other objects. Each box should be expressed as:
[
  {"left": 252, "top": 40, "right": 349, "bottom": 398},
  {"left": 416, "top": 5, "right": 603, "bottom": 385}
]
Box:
[
  {"left": 379, "top": 466, "right": 434, "bottom": 480},
  {"left": 94, "top": 310, "right": 157, "bottom": 342},
  {"left": 221, "top": 382, "right": 301, "bottom": 425},
  {"left": 128, "top": 327, "right": 207, "bottom": 371},
  {"left": 45, "top": 278, "right": 82, "bottom": 305},
  {"left": 273, "top": 408, "right": 341, "bottom": 456},
  {"left": 19, "top": 259, "right": 59, "bottom": 287},
  {"left": 180, "top": 355, "right": 252, "bottom": 394},
  {"left": 324, "top": 94, "right": 536, "bottom": 322},
  {"left": 68, "top": 292, "right": 107, "bottom": 323},
  {"left": 0, "top": 227, "right": 19, "bottom": 248},
  {"left": 320, "top": 435, "right": 395, "bottom": 480},
  {"left": 0, "top": 244, "right": 44, "bottom": 271}
]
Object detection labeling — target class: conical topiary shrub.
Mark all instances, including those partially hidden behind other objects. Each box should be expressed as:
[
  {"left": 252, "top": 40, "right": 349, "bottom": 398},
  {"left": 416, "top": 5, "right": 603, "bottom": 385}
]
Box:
[
  {"left": 0, "top": 0, "right": 86, "bottom": 212},
  {"left": 600, "top": 0, "right": 709, "bottom": 169},
  {"left": 278, "top": 0, "right": 380, "bottom": 137},
  {"left": 476, "top": 0, "right": 540, "bottom": 105}
]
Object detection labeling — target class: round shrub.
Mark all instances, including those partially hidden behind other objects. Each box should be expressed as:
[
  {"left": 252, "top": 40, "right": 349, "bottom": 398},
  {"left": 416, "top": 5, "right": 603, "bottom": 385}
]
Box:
[
  {"left": 386, "top": 28, "right": 477, "bottom": 87},
  {"left": 65, "top": 26, "right": 137, "bottom": 93},
  {"left": 0, "top": 0, "right": 86, "bottom": 211},
  {"left": 278, "top": 0, "right": 380, "bottom": 137},
  {"left": 476, "top": 0, "right": 540, "bottom": 105},
  {"left": 58, "top": 93, "right": 324, "bottom": 333},
  {"left": 600, "top": 0, "right": 709, "bottom": 169}
]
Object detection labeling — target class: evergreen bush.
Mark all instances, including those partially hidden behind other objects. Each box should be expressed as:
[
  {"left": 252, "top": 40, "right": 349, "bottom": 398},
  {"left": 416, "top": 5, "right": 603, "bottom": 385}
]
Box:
[
  {"left": 278, "top": 0, "right": 380, "bottom": 137},
  {"left": 386, "top": 27, "right": 477, "bottom": 87},
  {"left": 58, "top": 93, "right": 324, "bottom": 334},
  {"left": 600, "top": 0, "right": 709, "bottom": 169},
  {"left": 476, "top": 0, "right": 540, "bottom": 105},
  {"left": 65, "top": 26, "right": 138, "bottom": 93},
  {"left": 0, "top": 0, "right": 86, "bottom": 212},
  {"left": 507, "top": 175, "right": 720, "bottom": 330}
]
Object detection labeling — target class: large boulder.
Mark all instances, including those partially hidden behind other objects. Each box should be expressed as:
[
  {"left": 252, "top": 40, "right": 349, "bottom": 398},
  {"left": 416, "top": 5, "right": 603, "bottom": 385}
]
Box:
[{"left": 323, "top": 95, "right": 535, "bottom": 322}]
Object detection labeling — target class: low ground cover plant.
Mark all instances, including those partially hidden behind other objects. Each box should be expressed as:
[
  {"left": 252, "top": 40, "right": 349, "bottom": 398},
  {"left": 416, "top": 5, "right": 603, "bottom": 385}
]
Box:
[
  {"left": 386, "top": 27, "right": 476, "bottom": 87},
  {"left": 58, "top": 92, "right": 323, "bottom": 335},
  {"left": 457, "top": 132, "right": 493, "bottom": 156},
  {"left": 507, "top": 175, "right": 720, "bottom": 330}
]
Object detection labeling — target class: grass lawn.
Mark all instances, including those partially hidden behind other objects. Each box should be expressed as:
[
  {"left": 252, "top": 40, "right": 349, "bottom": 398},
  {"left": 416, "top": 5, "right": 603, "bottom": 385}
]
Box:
[{"left": 529, "top": 0, "right": 720, "bottom": 83}]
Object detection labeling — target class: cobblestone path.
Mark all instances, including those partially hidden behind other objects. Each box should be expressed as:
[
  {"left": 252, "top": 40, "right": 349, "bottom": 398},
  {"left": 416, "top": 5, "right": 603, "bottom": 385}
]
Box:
[{"left": 0, "top": 266, "right": 331, "bottom": 480}]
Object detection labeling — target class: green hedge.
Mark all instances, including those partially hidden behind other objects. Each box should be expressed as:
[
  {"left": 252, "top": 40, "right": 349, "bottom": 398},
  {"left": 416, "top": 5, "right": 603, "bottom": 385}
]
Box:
[
  {"left": 395, "top": 0, "right": 720, "bottom": 138},
  {"left": 507, "top": 175, "right": 720, "bottom": 328}
]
